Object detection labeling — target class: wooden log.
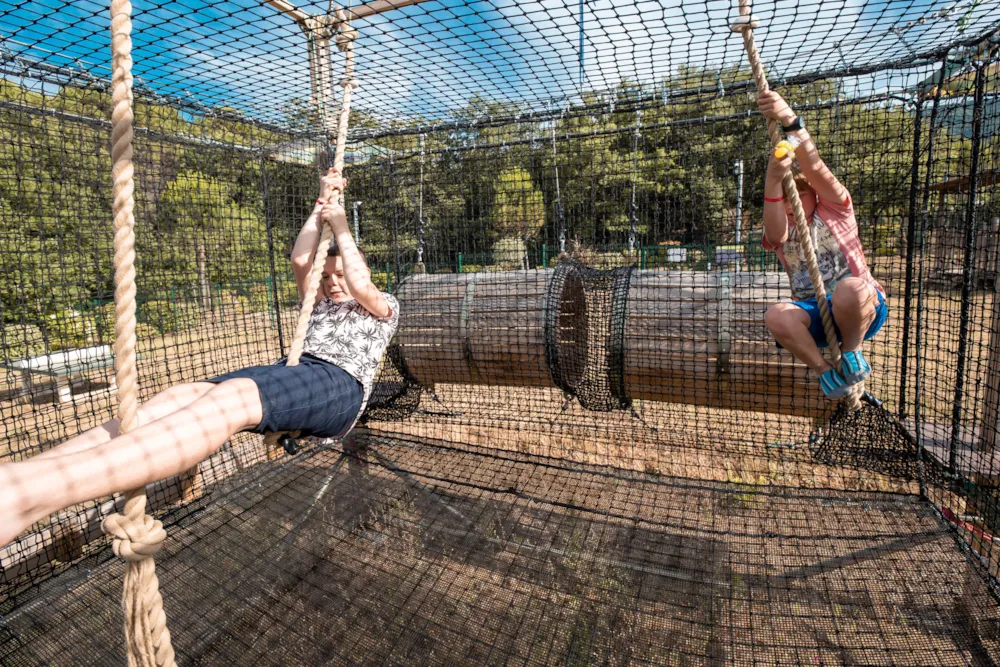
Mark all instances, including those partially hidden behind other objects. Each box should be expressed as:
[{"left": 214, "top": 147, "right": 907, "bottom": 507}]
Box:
[
  {"left": 624, "top": 270, "right": 830, "bottom": 417},
  {"left": 395, "top": 269, "right": 587, "bottom": 391}
]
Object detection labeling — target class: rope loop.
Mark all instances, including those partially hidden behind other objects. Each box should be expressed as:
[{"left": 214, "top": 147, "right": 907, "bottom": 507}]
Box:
[
  {"left": 336, "top": 28, "right": 358, "bottom": 51},
  {"left": 729, "top": 13, "right": 760, "bottom": 31}
]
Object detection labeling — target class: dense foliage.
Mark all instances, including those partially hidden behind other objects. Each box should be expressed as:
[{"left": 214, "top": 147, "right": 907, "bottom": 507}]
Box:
[{"left": 0, "top": 66, "right": 985, "bottom": 357}]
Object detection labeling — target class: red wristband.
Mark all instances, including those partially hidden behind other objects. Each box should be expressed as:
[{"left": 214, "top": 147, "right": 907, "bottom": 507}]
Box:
[{"left": 764, "top": 196, "right": 784, "bottom": 203}]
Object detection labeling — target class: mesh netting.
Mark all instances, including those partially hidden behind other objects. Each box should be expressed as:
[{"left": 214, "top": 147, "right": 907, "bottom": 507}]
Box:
[
  {"left": 3, "top": 436, "right": 1000, "bottom": 665},
  {"left": 2, "top": 0, "right": 1000, "bottom": 663}
]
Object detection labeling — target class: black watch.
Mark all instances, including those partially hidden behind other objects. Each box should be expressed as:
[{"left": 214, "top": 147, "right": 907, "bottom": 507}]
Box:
[{"left": 782, "top": 116, "right": 804, "bottom": 132}]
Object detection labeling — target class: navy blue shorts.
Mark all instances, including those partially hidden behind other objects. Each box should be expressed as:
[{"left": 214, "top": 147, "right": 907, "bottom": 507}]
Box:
[
  {"left": 786, "top": 288, "right": 888, "bottom": 349},
  {"left": 206, "top": 354, "right": 364, "bottom": 439}
]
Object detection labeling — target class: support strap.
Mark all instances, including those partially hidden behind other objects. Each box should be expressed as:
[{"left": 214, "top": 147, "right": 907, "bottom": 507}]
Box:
[
  {"left": 717, "top": 273, "right": 733, "bottom": 375},
  {"left": 731, "top": 1, "right": 862, "bottom": 411},
  {"left": 305, "top": 16, "right": 336, "bottom": 135},
  {"left": 102, "top": 1, "right": 177, "bottom": 665},
  {"left": 265, "top": 9, "right": 359, "bottom": 456},
  {"left": 460, "top": 273, "right": 482, "bottom": 383}
]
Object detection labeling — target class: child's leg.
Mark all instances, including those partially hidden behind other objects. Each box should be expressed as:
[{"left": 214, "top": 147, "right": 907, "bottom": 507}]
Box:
[
  {"left": 765, "top": 303, "right": 833, "bottom": 374},
  {"left": 830, "top": 277, "right": 878, "bottom": 352},
  {"left": 0, "top": 378, "right": 262, "bottom": 547},
  {"left": 32, "top": 382, "right": 216, "bottom": 460}
]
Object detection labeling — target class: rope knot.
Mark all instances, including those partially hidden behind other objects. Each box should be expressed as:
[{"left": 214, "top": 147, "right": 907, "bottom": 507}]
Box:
[
  {"left": 336, "top": 27, "right": 358, "bottom": 50},
  {"left": 103, "top": 511, "right": 167, "bottom": 562},
  {"left": 335, "top": 9, "right": 357, "bottom": 51},
  {"left": 729, "top": 14, "right": 760, "bottom": 32}
]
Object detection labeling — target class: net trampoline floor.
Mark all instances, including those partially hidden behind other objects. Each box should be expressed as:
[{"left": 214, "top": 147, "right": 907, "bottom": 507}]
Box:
[{"left": 1, "top": 433, "right": 998, "bottom": 666}]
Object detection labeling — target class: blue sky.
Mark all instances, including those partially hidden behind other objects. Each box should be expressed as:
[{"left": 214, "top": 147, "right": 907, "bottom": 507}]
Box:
[{"left": 1, "top": 0, "right": 997, "bottom": 127}]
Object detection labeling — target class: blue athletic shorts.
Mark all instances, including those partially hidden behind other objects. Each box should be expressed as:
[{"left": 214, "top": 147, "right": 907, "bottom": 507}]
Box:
[
  {"left": 206, "top": 354, "right": 364, "bottom": 438},
  {"left": 786, "top": 288, "right": 888, "bottom": 349}
]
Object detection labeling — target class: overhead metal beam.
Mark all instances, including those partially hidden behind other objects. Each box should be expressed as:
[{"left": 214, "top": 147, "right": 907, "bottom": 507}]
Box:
[
  {"left": 265, "top": 0, "right": 434, "bottom": 28},
  {"left": 264, "top": 0, "right": 310, "bottom": 25},
  {"left": 334, "top": 0, "right": 435, "bottom": 24}
]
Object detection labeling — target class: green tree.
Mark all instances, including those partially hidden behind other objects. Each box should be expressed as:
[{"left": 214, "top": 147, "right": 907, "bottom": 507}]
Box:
[
  {"left": 491, "top": 166, "right": 545, "bottom": 238},
  {"left": 151, "top": 170, "right": 269, "bottom": 301}
]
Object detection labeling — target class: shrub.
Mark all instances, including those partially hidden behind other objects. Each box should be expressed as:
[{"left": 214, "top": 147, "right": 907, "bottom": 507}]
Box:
[
  {"left": 248, "top": 284, "right": 271, "bottom": 312},
  {"left": 278, "top": 280, "right": 300, "bottom": 307},
  {"left": 134, "top": 322, "right": 159, "bottom": 341},
  {"left": 370, "top": 271, "right": 391, "bottom": 292},
  {"left": 93, "top": 304, "right": 160, "bottom": 343},
  {"left": 45, "top": 310, "right": 98, "bottom": 351},
  {"left": 1, "top": 323, "right": 46, "bottom": 360},
  {"left": 139, "top": 300, "right": 201, "bottom": 334},
  {"left": 492, "top": 237, "right": 527, "bottom": 270},
  {"left": 459, "top": 264, "right": 482, "bottom": 274},
  {"left": 214, "top": 290, "right": 254, "bottom": 315},
  {"left": 94, "top": 303, "right": 117, "bottom": 341},
  {"left": 874, "top": 245, "right": 898, "bottom": 257}
]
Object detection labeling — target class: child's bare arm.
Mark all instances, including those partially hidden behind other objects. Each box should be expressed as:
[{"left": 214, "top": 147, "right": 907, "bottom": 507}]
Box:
[
  {"left": 291, "top": 170, "right": 346, "bottom": 298},
  {"left": 758, "top": 90, "right": 849, "bottom": 205},
  {"left": 326, "top": 207, "right": 391, "bottom": 318},
  {"left": 290, "top": 203, "right": 325, "bottom": 299},
  {"left": 318, "top": 181, "right": 391, "bottom": 319},
  {"left": 763, "top": 152, "right": 791, "bottom": 246},
  {"left": 789, "top": 131, "right": 848, "bottom": 205}
]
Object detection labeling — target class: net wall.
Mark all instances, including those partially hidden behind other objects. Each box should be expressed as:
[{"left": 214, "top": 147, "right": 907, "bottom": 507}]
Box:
[{"left": 1, "top": 0, "right": 999, "bottom": 664}]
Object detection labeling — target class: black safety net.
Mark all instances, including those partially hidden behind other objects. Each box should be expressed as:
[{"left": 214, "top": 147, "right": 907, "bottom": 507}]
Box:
[{"left": 1, "top": 0, "right": 999, "bottom": 664}]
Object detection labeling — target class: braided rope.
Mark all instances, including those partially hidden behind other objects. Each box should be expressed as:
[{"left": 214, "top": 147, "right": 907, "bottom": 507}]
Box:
[
  {"left": 265, "top": 11, "right": 359, "bottom": 454},
  {"left": 103, "top": 1, "right": 177, "bottom": 665},
  {"left": 732, "top": 2, "right": 862, "bottom": 410}
]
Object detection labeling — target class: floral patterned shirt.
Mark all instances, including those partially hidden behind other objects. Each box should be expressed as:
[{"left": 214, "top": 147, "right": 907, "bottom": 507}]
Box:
[
  {"left": 762, "top": 194, "right": 884, "bottom": 301},
  {"left": 302, "top": 293, "right": 400, "bottom": 421}
]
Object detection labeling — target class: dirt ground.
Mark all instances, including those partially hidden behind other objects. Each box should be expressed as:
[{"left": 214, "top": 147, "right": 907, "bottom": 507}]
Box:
[{"left": 1, "top": 439, "right": 997, "bottom": 666}]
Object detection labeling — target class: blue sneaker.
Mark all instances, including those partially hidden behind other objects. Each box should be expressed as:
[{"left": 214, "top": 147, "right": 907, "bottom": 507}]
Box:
[
  {"left": 819, "top": 368, "right": 852, "bottom": 400},
  {"left": 840, "top": 350, "right": 871, "bottom": 385}
]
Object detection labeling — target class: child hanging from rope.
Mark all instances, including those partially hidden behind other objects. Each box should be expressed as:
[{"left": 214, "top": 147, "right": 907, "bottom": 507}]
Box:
[
  {"left": 758, "top": 90, "right": 888, "bottom": 399},
  {"left": 0, "top": 169, "right": 398, "bottom": 547}
]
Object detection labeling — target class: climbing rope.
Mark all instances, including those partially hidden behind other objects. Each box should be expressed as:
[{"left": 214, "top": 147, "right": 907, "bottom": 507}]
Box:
[
  {"left": 102, "top": 1, "right": 176, "bottom": 665},
  {"left": 731, "top": 2, "right": 863, "bottom": 410},
  {"left": 305, "top": 15, "right": 335, "bottom": 135},
  {"left": 264, "top": 9, "right": 359, "bottom": 456},
  {"left": 551, "top": 112, "right": 566, "bottom": 255},
  {"left": 628, "top": 109, "right": 641, "bottom": 255},
  {"left": 415, "top": 133, "right": 426, "bottom": 272}
]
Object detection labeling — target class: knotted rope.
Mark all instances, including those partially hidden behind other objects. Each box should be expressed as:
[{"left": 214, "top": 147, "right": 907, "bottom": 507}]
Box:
[
  {"left": 264, "top": 9, "right": 359, "bottom": 456},
  {"left": 102, "top": 1, "right": 177, "bottom": 665},
  {"left": 731, "top": 2, "right": 862, "bottom": 410}
]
